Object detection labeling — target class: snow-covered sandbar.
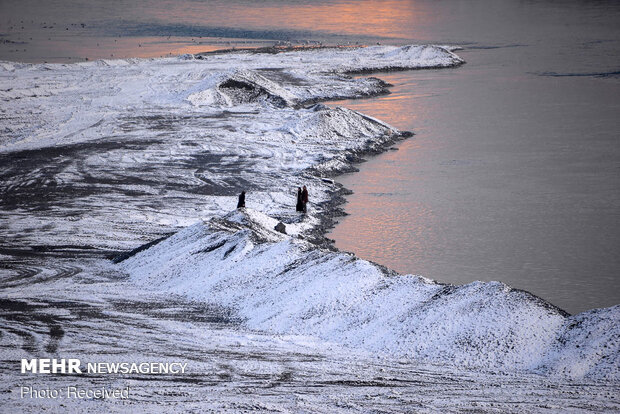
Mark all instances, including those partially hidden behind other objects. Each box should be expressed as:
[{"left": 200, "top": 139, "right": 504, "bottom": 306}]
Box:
[{"left": 1, "top": 45, "right": 618, "bottom": 411}]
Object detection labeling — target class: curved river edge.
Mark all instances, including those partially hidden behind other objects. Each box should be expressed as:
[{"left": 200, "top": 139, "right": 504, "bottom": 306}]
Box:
[
  {"left": 0, "top": 44, "right": 617, "bottom": 382},
  {"left": 109, "top": 49, "right": 618, "bottom": 382}
]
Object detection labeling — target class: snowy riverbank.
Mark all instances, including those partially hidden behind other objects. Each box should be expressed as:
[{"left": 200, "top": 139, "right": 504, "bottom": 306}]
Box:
[
  {"left": 120, "top": 208, "right": 619, "bottom": 380},
  {"left": 1, "top": 45, "right": 618, "bottom": 411}
]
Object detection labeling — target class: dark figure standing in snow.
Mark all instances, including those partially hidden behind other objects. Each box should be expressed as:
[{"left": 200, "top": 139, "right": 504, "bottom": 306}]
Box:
[
  {"left": 296, "top": 187, "right": 304, "bottom": 212},
  {"left": 237, "top": 191, "right": 246, "bottom": 208},
  {"left": 301, "top": 185, "right": 309, "bottom": 213}
]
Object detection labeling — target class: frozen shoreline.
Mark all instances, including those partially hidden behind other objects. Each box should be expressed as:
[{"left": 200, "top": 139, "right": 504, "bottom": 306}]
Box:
[
  {"left": 1, "top": 45, "right": 618, "bottom": 385},
  {"left": 120, "top": 208, "right": 620, "bottom": 381}
]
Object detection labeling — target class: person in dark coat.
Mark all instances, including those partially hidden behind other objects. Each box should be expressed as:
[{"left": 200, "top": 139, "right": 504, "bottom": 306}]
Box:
[
  {"left": 237, "top": 191, "right": 246, "bottom": 208},
  {"left": 301, "top": 185, "right": 309, "bottom": 213},
  {"left": 296, "top": 187, "right": 304, "bottom": 212}
]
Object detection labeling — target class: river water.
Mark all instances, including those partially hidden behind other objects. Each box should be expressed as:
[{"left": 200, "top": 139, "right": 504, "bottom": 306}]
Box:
[
  {"left": 326, "top": 3, "right": 620, "bottom": 314},
  {"left": 1, "top": 0, "right": 619, "bottom": 314}
]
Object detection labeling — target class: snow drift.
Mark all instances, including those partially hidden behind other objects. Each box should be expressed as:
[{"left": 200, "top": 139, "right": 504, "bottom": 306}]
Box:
[
  {"left": 2, "top": 43, "right": 617, "bottom": 383},
  {"left": 0, "top": 44, "right": 462, "bottom": 152},
  {"left": 120, "top": 209, "right": 620, "bottom": 380}
]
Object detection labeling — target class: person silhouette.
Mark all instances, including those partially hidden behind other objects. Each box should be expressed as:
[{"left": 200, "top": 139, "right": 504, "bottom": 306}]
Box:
[
  {"left": 237, "top": 191, "right": 246, "bottom": 208},
  {"left": 301, "top": 185, "right": 309, "bottom": 213},
  {"left": 296, "top": 187, "right": 304, "bottom": 212}
]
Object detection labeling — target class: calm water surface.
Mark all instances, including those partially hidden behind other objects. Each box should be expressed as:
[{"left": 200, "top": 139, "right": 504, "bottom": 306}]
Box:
[
  {"left": 1, "top": 0, "right": 619, "bottom": 313},
  {"left": 0, "top": 0, "right": 417, "bottom": 61},
  {"left": 327, "top": 3, "right": 620, "bottom": 314}
]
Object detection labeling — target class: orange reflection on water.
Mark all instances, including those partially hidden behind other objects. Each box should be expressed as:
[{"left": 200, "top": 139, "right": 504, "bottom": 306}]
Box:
[
  {"left": 329, "top": 72, "right": 431, "bottom": 130},
  {"left": 147, "top": 0, "right": 428, "bottom": 41},
  {"left": 1, "top": 0, "right": 431, "bottom": 63},
  {"left": 326, "top": 71, "right": 442, "bottom": 274},
  {"left": 244, "top": 0, "right": 426, "bottom": 40},
  {"left": 331, "top": 195, "right": 438, "bottom": 274}
]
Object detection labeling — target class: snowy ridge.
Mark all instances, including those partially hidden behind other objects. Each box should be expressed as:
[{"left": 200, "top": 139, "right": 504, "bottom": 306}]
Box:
[
  {"left": 0, "top": 46, "right": 414, "bottom": 251},
  {"left": 188, "top": 70, "right": 296, "bottom": 108},
  {"left": 3, "top": 44, "right": 617, "bottom": 383},
  {"left": 0, "top": 44, "right": 460, "bottom": 152},
  {"left": 120, "top": 209, "right": 620, "bottom": 380}
]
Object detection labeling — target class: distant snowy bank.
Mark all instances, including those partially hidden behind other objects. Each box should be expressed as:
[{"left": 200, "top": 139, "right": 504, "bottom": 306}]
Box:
[
  {"left": 0, "top": 44, "right": 462, "bottom": 152},
  {"left": 2, "top": 45, "right": 617, "bottom": 381}
]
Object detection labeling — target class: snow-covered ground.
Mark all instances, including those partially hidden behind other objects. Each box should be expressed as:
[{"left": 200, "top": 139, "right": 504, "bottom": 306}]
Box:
[
  {"left": 1, "top": 45, "right": 618, "bottom": 412},
  {"left": 120, "top": 209, "right": 620, "bottom": 381}
]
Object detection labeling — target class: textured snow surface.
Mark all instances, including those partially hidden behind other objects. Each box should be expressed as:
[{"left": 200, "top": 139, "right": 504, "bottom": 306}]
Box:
[
  {"left": 1, "top": 46, "right": 420, "bottom": 253},
  {"left": 0, "top": 45, "right": 462, "bottom": 152},
  {"left": 121, "top": 209, "right": 620, "bottom": 381},
  {"left": 3, "top": 267, "right": 617, "bottom": 413},
  {"left": 1, "top": 45, "right": 618, "bottom": 412}
]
